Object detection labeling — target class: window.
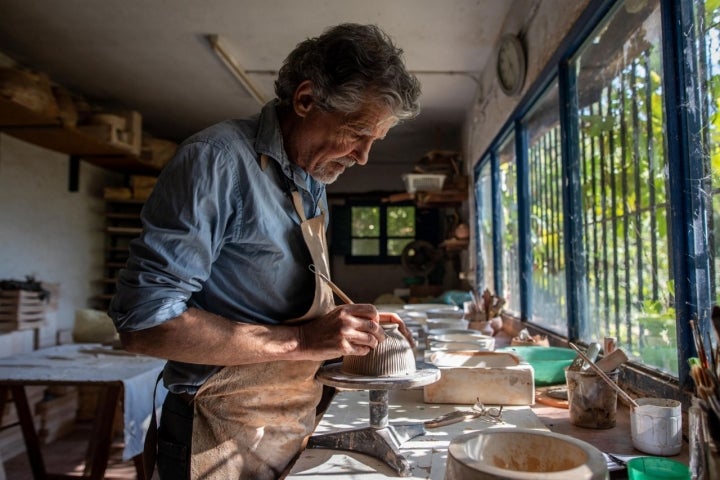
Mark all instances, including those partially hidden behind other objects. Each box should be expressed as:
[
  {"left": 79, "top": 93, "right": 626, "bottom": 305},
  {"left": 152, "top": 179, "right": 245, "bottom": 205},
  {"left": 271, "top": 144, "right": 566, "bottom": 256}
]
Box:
[
  {"left": 499, "top": 133, "right": 521, "bottom": 314},
  {"left": 475, "top": 158, "right": 495, "bottom": 292},
  {"left": 472, "top": 0, "right": 720, "bottom": 383},
  {"left": 345, "top": 203, "right": 416, "bottom": 263},
  {"left": 697, "top": 1, "right": 720, "bottom": 308},
  {"left": 525, "top": 81, "right": 567, "bottom": 334},
  {"left": 573, "top": 0, "right": 675, "bottom": 374}
]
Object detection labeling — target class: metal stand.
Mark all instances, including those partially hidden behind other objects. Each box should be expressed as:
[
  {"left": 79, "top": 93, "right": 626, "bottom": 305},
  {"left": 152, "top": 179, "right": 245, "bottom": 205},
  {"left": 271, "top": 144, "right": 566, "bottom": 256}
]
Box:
[{"left": 308, "top": 363, "right": 440, "bottom": 477}]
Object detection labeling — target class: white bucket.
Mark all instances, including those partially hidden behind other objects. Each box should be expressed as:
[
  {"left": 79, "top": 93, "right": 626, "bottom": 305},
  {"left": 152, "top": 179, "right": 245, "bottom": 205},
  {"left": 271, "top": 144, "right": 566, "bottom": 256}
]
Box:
[{"left": 630, "top": 398, "right": 682, "bottom": 456}]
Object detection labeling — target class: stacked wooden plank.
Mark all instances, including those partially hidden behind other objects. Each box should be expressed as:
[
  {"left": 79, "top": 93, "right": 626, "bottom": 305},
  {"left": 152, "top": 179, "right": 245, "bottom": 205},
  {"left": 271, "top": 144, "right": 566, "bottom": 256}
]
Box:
[
  {"left": 36, "top": 387, "right": 79, "bottom": 444},
  {"left": 0, "top": 386, "right": 45, "bottom": 461},
  {"left": 0, "top": 290, "right": 46, "bottom": 332},
  {"left": 0, "top": 290, "right": 45, "bottom": 330}
]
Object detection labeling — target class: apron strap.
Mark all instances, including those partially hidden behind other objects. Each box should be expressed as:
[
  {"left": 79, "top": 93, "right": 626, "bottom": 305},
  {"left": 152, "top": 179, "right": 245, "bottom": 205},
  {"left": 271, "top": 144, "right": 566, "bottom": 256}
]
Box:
[
  {"left": 141, "top": 371, "right": 164, "bottom": 480},
  {"left": 291, "top": 191, "right": 307, "bottom": 222}
]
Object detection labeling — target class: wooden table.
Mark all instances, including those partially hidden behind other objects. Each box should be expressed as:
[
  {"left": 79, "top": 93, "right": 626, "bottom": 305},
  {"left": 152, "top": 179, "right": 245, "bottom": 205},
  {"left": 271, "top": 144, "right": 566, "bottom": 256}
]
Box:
[{"left": 0, "top": 344, "right": 165, "bottom": 480}]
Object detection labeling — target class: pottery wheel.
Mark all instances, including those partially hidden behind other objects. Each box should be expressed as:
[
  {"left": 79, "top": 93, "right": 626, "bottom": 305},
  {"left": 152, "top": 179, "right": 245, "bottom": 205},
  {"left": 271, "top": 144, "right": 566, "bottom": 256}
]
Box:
[
  {"left": 315, "top": 361, "right": 440, "bottom": 390},
  {"left": 308, "top": 362, "right": 440, "bottom": 477}
]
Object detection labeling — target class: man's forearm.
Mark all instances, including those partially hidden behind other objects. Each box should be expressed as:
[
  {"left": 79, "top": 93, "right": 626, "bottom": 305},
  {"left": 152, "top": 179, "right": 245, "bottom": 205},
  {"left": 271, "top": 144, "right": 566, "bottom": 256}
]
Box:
[{"left": 119, "top": 307, "right": 302, "bottom": 365}]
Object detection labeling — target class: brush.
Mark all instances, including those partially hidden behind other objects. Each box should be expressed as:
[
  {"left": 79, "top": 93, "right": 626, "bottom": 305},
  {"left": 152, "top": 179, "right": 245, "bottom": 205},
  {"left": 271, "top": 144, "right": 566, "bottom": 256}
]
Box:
[
  {"left": 569, "top": 342, "right": 639, "bottom": 409},
  {"left": 309, "top": 264, "right": 354, "bottom": 305}
]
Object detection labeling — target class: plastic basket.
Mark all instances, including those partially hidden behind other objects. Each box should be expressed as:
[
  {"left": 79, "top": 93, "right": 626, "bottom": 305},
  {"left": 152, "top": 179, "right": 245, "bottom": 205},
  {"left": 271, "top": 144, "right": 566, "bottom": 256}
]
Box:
[{"left": 402, "top": 174, "right": 447, "bottom": 193}]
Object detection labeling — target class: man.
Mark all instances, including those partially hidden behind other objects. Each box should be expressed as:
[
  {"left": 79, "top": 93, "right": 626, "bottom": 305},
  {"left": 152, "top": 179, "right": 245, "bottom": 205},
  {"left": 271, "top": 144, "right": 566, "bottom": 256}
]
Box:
[{"left": 109, "top": 23, "right": 421, "bottom": 479}]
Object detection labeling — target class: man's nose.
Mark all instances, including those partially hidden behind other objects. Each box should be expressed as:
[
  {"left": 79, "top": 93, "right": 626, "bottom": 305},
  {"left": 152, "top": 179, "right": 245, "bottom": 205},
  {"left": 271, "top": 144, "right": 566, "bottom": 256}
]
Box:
[{"left": 353, "top": 139, "right": 373, "bottom": 165}]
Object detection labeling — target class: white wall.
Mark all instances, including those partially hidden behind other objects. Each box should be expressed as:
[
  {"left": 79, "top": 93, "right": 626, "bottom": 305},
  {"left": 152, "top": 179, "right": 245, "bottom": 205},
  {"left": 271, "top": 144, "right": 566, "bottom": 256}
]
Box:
[{"left": 0, "top": 133, "right": 122, "bottom": 331}]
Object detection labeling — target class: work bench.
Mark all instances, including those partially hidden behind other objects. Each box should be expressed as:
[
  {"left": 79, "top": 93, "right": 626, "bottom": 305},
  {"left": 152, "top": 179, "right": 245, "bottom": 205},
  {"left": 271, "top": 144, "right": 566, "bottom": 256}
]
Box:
[{"left": 286, "top": 378, "right": 690, "bottom": 479}]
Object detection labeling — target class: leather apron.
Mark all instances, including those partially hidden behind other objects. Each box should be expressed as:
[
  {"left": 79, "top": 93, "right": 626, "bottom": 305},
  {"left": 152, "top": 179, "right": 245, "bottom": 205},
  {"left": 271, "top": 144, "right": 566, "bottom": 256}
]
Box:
[{"left": 190, "top": 184, "right": 335, "bottom": 479}]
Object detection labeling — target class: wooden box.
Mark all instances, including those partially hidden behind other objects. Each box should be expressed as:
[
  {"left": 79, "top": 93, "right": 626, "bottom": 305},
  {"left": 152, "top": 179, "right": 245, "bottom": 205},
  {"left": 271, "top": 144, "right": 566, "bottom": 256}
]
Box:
[
  {"left": 0, "top": 290, "right": 46, "bottom": 332},
  {"left": 77, "top": 110, "right": 142, "bottom": 155}
]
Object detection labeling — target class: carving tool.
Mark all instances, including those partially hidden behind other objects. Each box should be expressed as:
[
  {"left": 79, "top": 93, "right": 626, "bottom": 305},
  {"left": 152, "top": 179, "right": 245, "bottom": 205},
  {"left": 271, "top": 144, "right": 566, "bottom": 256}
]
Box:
[{"left": 309, "top": 264, "right": 354, "bottom": 305}]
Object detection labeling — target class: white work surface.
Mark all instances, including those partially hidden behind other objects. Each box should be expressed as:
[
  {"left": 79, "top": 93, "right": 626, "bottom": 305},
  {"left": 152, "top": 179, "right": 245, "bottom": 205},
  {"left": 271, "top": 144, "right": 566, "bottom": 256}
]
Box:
[
  {"left": 287, "top": 388, "right": 548, "bottom": 479},
  {"left": 0, "top": 343, "right": 167, "bottom": 460}
]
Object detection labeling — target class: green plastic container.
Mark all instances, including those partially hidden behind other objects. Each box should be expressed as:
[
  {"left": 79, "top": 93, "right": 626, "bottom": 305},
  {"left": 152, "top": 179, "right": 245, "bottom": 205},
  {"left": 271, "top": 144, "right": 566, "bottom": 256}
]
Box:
[
  {"left": 627, "top": 457, "right": 690, "bottom": 480},
  {"left": 499, "top": 346, "right": 577, "bottom": 386}
]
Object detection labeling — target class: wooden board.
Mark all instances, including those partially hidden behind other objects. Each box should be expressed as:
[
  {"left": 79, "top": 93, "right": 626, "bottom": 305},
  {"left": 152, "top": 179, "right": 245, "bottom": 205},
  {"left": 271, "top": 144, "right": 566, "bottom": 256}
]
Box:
[
  {"left": 0, "top": 290, "right": 46, "bottom": 330},
  {"left": 535, "top": 388, "right": 569, "bottom": 409}
]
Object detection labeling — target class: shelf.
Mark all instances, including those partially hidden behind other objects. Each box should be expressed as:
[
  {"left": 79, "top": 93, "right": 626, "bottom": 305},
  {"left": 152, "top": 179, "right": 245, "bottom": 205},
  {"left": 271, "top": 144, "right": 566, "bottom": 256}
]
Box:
[
  {"left": 440, "top": 237, "right": 469, "bottom": 252},
  {"left": 0, "top": 98, "right": 161, "bottom": 175},
  {"left": 105, "top": 226, "right": 142, "bottom": 235},
  {"left": 0, "top": 97, "right": 61, "bottom": 127},
  {"left": 104, "top": 212, "right": 141, "bottom": 220},
  {"left": 383, "top": 189, "right": 468, "bottom": 208}
]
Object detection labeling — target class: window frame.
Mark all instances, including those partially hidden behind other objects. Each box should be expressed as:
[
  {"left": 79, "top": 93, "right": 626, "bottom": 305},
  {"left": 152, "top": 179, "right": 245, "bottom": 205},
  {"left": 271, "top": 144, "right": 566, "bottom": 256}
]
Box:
[
  {"left": 472, "top": 0, "right": 710, "bottom": 391},
  {"left": 343, "top": 199, "right": 417, "bottom": 265}
]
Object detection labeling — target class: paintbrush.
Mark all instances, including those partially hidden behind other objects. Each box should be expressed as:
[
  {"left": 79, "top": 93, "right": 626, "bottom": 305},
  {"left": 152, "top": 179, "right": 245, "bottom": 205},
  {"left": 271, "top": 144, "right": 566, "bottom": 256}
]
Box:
[
  {"left": 713, "top": 306, "right": 720, "bottom": 377},
  {"left": 568, "top": 342, "right": 639, "bottom": 409},
  {"left": 690, "top": 319, "right": 710, "bottom": 371},
  {"left": 309, "top": 264, "right": 354, "bottom": 305}
]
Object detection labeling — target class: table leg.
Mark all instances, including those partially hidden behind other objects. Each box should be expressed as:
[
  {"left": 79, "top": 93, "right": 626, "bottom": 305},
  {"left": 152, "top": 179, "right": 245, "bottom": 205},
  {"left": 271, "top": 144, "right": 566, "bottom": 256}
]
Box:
[
  {"left": 82, "top": 384, "right": 121, "bottom": 479},
  {"left": 9, "top": 385, "right": 48, "bottom": 479}
]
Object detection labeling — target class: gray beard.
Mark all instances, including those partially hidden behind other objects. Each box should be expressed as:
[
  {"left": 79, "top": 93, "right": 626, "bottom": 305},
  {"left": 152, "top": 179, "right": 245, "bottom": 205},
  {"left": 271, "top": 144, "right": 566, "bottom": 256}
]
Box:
[{"left": 311, "top": 158, "right": 355, "bottom": 184}]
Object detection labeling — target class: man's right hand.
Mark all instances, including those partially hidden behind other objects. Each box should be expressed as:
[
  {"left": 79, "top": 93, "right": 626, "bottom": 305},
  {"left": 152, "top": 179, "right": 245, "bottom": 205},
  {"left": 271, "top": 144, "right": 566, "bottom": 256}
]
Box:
[{"left": 297, "top": 304, "right": 386, "bottom": 360}]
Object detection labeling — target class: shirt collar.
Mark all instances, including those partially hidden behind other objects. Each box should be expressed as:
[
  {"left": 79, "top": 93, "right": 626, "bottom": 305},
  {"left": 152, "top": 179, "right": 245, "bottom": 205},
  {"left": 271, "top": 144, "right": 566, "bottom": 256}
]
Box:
[{"left": 255, "top": 100, "right": 318, "bottom": 190}]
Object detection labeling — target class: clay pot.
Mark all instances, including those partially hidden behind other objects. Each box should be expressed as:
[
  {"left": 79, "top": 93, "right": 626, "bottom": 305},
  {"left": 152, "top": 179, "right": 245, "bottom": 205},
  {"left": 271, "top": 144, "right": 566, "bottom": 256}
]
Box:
[{"left": 341, "top": 323, "right": 416, "bottom": 377}]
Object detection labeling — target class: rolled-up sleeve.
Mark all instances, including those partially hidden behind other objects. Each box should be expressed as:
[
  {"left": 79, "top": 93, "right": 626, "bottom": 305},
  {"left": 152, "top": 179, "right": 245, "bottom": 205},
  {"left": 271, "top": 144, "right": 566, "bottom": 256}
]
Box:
[{"left": 109, "top": 140, "right": 239, "bottom": 332}]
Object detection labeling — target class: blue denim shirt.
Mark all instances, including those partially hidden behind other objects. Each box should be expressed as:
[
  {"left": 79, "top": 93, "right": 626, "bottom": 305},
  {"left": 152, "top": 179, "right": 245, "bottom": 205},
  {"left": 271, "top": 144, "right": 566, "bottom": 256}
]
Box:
[{"left": 108, "top": 101, "right": 328, "bottom": 393}]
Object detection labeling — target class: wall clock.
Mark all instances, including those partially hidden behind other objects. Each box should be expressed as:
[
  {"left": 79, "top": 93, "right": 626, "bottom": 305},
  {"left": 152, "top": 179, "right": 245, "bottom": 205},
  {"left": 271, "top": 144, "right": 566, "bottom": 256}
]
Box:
[{"left": 496, "top": 34, "right": 526, "bottom": 96}]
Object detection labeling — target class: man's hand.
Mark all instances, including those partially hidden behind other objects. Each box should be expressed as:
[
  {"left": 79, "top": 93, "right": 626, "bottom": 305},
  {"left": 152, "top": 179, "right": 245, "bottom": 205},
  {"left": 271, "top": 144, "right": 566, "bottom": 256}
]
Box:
[
  {"left": 377, "top": 311, "right": 416, "bottom": 348},
  {"left": 296, "top": 305, "right": 417, "bottom": 361},
  {"left": 297, "top": 304, "right": 385, "bottom": 359}
]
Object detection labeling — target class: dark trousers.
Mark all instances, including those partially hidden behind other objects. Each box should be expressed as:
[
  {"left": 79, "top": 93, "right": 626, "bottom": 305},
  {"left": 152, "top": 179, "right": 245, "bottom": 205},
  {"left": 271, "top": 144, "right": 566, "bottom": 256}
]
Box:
[{"left": 157, "top": 392, "right": 194, "bottom": 479}]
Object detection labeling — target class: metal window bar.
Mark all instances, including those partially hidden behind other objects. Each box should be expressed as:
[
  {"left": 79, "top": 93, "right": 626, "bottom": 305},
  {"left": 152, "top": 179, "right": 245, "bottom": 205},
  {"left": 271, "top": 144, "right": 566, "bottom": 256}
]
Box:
[
  {"left": 527, "top": 118, "right": 566, "bottom": 329},
  {"left": 698, "top": 1, "right": 720, "bottom": 302},
  {"left": 580, "top": 48, "right": 671, "bottom": 360}
]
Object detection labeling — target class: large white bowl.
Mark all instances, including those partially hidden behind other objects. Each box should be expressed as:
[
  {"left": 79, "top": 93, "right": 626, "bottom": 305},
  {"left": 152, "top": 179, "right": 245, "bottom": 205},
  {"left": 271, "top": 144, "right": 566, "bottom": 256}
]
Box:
[{"left": 445, "top": 428, "right": 608, "bottom": 480}]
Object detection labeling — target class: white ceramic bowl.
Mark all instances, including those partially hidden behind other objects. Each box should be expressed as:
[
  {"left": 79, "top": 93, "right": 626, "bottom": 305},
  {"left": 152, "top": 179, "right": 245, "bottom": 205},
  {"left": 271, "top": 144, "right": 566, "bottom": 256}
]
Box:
[
  {"left": 403, "top": 303, "right": 454, "bottom": 311},
  {"left": 426, "top": 318, "right": 469, "bottom": 330},
  {"left": 445, "top": 428, "right": 608, "bottom": 480},
  {"left": 426, "top": 307, "right": 466, "bottom": 320}
]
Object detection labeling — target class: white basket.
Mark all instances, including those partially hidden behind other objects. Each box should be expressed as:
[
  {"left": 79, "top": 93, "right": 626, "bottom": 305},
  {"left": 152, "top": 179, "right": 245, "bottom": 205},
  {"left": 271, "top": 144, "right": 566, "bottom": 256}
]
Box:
[{"left": 402, "top": 174, "right": 447, "bottom": 193}]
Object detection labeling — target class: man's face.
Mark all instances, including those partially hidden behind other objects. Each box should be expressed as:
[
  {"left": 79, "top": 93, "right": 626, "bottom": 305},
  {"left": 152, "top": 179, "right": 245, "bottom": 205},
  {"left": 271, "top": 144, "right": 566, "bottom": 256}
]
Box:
[{"left": 294, "top": 102, "right": 398, "bottom": 184}]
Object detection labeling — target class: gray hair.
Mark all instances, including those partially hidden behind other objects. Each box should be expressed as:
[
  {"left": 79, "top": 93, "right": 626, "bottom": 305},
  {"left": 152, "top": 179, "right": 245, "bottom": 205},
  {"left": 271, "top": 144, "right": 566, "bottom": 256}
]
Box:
[{"left": 275, "top": 23, "right": 421, "bottom": 120}]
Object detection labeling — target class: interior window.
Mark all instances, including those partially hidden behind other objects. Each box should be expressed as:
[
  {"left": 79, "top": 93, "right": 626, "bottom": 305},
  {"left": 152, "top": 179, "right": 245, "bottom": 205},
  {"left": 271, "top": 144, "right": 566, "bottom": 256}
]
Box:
[{"left": 349, "top": 204, "right": 415, "bottom": 260}]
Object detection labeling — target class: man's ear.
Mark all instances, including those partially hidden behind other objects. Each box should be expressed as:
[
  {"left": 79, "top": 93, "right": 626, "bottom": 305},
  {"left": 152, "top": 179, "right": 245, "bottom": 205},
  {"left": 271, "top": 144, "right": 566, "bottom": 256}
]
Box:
[{"left": 293, "top": 80, "right": 315, "bottom": 118}]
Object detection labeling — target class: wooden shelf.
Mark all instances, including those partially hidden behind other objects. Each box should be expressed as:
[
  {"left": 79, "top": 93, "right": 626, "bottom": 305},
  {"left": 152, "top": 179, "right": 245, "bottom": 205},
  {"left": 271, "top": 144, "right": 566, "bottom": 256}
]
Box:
[
  {"left": 0, "top": 98, "right": 160, "bottom": 175},
  {"left": 383, "top": 189, "right": 468, "bottom": 207},
  {"left": 440, "top": 237, "right": 469, "bottom": 252},
  {"left": 0, "top": 97, "right": 61, "bottom": 127},
  {"left": 105, "top": 226, "right": 142, "bottom": 235},
  {"left": 104, "top": 212, "right": 141, "bottom": 220}
]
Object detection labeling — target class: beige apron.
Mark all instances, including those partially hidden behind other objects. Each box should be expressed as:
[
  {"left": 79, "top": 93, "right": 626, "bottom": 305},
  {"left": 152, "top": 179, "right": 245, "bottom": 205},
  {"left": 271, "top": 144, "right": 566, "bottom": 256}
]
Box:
[{"left": 191, "top": 185, "right": 336, "bottom": 479}]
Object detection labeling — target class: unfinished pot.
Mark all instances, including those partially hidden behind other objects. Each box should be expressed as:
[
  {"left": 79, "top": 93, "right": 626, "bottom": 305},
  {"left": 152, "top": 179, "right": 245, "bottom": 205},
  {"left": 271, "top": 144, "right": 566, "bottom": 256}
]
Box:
[
  {"left": 341, "top": 323, "right": 416, "bottom": 377},
  {"left": 445, "top": 428, "right": 608, "bottom": 480}
]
